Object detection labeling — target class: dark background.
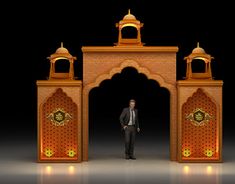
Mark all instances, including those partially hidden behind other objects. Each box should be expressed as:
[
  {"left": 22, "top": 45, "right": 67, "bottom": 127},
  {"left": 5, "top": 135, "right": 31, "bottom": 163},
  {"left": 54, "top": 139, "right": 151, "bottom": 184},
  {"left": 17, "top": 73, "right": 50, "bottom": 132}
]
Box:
[{"left": 1, "top": 0, "right": 234, "bottom": 147}]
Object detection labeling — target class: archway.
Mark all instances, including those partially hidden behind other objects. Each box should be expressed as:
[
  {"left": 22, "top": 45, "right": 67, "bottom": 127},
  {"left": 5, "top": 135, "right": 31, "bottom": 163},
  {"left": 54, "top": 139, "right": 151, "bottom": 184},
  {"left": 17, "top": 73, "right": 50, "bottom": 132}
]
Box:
[
  {"left": 82, "top": 60, "right": 177, "bottom": 161},
  {"left": 88, "top": 67, "right": 170, "bottom": 159}
]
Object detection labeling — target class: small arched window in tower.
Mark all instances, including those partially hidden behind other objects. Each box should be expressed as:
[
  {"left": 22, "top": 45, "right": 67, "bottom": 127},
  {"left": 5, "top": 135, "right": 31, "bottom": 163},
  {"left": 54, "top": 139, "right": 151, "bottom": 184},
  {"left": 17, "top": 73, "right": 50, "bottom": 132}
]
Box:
[
  {"left": 54, "top": 59, "right": 70, "bottom": 73},
  {"left": 191, "top": 58, "right": 206, "bottom": 73},
  {"left": 121, "top": 26, "right": 138, "bottom": 39}
]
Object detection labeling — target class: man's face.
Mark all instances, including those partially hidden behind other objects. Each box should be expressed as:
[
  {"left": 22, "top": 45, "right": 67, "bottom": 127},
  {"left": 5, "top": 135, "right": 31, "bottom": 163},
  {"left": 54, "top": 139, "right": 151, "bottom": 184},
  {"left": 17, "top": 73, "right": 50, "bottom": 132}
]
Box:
[{"left": 129, "top": 102, "right": 135, "bottom": 109}]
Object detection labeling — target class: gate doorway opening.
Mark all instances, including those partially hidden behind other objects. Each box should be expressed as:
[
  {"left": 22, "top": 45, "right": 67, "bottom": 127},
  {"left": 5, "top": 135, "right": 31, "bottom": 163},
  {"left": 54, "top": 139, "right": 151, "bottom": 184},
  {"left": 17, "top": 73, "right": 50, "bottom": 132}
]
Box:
[{"left": 88, "top": 67, "right": 170, "bottom": 160}]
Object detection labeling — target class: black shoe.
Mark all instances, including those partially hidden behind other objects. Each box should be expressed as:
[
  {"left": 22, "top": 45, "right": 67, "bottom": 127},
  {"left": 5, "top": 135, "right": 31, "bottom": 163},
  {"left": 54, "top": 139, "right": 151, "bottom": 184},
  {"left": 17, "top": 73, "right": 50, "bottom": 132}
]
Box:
[
  {"left": 130, "top": 156, "right": 136, "bottom": 160},
  {"left": 125, "top": 155, "right": 130, "bottom": 159}
]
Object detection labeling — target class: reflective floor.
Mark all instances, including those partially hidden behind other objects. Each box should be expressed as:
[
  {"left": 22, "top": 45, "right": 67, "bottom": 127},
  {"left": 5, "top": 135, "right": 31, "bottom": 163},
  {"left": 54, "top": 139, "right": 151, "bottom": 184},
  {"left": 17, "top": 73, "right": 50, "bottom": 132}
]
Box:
[{"left": 1, "top": 137, "right": 235, "bottom": 184}]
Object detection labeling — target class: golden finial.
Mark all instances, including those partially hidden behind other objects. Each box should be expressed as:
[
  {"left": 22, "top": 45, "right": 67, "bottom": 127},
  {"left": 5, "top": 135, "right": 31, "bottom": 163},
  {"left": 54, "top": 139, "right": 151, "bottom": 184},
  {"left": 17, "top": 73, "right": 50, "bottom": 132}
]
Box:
[
  {"left": 197, "top": 42, "right": 200, "bottom": 48},
  {"left": 61, "top": 42, "right": 64, "bottom": 48},
  {"left": 128, "top": 9, "right": 131, "bottom": 14}
]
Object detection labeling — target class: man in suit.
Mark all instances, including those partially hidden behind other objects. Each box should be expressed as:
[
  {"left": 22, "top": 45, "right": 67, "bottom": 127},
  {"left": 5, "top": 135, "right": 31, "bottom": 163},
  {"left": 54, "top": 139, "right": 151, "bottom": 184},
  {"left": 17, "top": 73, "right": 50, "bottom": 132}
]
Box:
[{"left": 119, "top": 99, "right": 140, "bottom": 159}]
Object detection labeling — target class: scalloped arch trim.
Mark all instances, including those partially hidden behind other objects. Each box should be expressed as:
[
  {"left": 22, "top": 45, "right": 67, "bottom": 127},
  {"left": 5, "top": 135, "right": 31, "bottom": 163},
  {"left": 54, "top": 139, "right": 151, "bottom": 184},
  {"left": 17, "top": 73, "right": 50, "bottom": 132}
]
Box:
[{"left": 84, "top": 60, "right": 174, "bottom": 92}]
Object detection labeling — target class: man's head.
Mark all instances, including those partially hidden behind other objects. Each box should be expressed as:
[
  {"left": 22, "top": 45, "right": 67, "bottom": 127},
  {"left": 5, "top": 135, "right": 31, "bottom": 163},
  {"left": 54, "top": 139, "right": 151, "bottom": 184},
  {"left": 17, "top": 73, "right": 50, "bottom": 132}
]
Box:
[{"left": 129, "top": 99, "right": 136, "bottom": 109}]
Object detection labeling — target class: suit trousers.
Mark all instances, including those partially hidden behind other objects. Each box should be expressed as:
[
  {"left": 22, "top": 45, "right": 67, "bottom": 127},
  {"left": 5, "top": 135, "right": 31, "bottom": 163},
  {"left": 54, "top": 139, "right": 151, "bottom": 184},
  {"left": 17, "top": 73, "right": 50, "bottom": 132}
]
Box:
[{"left": 124, "top": 125, "right": 136, "bottom": 156}]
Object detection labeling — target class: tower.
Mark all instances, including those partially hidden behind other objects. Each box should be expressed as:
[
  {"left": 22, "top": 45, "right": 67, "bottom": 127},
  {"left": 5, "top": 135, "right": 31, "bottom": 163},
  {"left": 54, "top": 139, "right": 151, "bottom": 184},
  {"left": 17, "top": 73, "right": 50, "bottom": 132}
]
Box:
[
  {"left": 48, "top": 42, "right": 77, "bottom": 80},
  {"left": 37, "top": 43, "right": 82, "bottom": 162},
  {"left": 115, "top": 9, "right": 144, "bottom": 46},
  {"left": 177, "top": 43, "right": 223, "bottom": 162},
  {"left": 184, "top": 42, "right": 213, "bottom": 80}
]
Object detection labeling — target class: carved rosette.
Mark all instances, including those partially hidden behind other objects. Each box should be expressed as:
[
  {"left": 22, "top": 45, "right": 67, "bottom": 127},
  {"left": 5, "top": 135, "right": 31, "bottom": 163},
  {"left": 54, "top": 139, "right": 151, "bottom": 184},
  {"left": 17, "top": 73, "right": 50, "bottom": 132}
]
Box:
[
  {"left": 186, "top": 108, "right": 213, "bottom": 126},
  {"left": 47, "top": 108, "right": 72, "bottom": 126}
]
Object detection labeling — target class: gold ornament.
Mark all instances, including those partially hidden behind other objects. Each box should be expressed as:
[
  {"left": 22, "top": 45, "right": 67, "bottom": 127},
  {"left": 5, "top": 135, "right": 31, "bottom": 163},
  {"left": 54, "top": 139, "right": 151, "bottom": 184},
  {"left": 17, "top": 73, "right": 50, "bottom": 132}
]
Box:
[
  {"left": 186, "top": 108, "right": 212, "bottom": 126},
  {"left": 182, "top": 148, "right": 191, "bottom": 157},
  {"left": 47, "top": 108, "right": 72, "bottom": 126},
  {"left": 205, "top": 149, "right": 213, "bottom": 157},
  {"left": 44, "top": 148, "right": 53, "bottom": 157},
  {"left": 67, "top": 149, "right": 76, "bottom": 157}
]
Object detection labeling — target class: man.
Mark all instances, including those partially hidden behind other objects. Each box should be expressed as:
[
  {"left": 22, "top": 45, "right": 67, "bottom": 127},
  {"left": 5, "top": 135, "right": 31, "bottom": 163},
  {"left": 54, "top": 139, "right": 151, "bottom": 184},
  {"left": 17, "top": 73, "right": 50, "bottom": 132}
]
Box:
[{"left": 119, "top": 99, "right": 140, "bottom": 160}]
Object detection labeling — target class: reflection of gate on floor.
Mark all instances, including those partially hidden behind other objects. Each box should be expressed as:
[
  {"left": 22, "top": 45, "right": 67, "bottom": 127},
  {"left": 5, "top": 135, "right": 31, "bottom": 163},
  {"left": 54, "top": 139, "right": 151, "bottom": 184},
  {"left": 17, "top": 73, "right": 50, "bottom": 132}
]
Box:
[{"left": 36, "top": 10, "right": 223, "bottom": 163}]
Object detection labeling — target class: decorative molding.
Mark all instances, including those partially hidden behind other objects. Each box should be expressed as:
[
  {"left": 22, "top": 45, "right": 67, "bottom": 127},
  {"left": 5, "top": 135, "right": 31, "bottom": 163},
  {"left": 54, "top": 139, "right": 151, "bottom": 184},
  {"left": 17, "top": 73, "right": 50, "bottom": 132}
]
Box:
[
  {"left": 37, "top": 80, "right": 82, "bottom": 86},
  {"left": 84, "top": 59, "right": 175, "bottom": 92},
  {"left": 82, "top": 46, "right": 179, "bottom": 53},
  {"left": 177, "top": 80, "right": 223, "bottom": 86}
]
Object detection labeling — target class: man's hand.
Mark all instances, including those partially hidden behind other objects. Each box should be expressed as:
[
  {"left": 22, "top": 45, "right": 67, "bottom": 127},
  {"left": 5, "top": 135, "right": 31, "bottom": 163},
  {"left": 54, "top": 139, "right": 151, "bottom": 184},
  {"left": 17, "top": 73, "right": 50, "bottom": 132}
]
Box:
[
  {"left": 123, "top": 126, "right": 127, "bottom": 130},
  {"left": 137, "top": 128, "right": 140, "bottom": 132}
]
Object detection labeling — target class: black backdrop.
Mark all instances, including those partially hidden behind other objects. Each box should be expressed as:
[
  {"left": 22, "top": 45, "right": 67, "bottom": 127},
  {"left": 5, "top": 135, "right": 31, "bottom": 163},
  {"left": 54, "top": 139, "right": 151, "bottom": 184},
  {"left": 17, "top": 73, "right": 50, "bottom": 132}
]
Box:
[{"left": 1, "top": 0, "right": 234, "bottom": 142}]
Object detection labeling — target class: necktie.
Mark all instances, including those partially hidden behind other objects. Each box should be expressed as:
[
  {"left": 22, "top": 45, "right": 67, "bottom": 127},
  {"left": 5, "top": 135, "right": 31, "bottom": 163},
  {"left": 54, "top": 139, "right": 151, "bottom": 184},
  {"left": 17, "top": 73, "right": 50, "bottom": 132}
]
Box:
[{"left": 131, "top": 110, "right": 134, "bottom": 125}]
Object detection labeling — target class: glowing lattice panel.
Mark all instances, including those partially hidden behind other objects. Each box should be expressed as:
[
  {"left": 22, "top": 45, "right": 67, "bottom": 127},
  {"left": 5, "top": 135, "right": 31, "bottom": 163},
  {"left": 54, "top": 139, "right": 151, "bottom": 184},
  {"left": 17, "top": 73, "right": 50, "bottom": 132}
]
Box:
[
  {"left": 181, "top": 88, "right": 219, "bottom": 161},
  {"left": 40, "top": 88, "right": 78, "bottom": 161}
]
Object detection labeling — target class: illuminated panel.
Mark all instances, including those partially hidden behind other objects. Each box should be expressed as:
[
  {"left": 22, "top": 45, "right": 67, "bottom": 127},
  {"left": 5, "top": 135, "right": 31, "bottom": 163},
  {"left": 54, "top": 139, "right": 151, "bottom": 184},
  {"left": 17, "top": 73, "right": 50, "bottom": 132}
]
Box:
[
  {"left": 181, "top": 88, "right": 218, "bottom": 161},
  {"left": 40, "top": 88, "right": 78, "bottom": 161}
]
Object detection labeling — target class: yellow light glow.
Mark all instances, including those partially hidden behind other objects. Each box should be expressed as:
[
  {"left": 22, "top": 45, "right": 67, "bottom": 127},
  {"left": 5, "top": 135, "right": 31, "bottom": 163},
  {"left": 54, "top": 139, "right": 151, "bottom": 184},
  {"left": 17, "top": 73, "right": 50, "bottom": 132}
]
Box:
[
  {"left": 67, "top": 149, "right": 76, "bottom": 157},
  {"left": 194, "top": 56, "right": 208, "bottom": 62},
  {"left": 207, "top": 166, "right": 212, "bottom": 175},
  {"left": 46, "top": 166, "right": 52, "bottom": 175},
  {"left": 68, "top": 166, "right": 75, "bottom": 175},
  {"left": 182, "top": 148, "right": 191, "bottom": 157},
  {"left": 216, "top": 135, "right": 219, "bottom": 153},
  {"left": 121, "top": 23, "right": 138, "bottom": 29},
  {"left": 44, "top": 148, "right": 53, "bottom": 157},
  {"left": 183, "top": 166, "right": 190, "bottom": 174},
  {"left": 205, "top": 149, "right": 213, "bottom": 157},
  {"left": 54, "top": 57, "right": 69, "bottom": 61}
]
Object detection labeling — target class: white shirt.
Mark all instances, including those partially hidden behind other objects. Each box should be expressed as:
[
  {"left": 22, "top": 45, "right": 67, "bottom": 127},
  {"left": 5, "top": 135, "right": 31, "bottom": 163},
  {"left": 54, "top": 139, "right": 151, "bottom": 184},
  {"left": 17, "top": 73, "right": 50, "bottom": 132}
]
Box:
[{"left": 128, "top": 108, "right": 135, "bottom": 125}]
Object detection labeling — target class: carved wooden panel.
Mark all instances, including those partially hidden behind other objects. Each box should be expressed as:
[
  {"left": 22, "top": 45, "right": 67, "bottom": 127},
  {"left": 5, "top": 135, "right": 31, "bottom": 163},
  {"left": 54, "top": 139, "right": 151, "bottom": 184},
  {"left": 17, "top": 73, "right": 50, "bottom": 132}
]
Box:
[
  {"left": 181, "top": 88, "right": 219, "bottom": 161},
  {"left": 39, "top": 88, "right": 78, "bottom": 161}
]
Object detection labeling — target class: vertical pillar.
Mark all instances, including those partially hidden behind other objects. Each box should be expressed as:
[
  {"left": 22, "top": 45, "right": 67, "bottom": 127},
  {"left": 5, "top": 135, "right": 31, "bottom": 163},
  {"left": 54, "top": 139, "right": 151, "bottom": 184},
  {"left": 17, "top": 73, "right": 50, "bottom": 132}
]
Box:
[
  {"left": 37, "top": 80, "right": 82, "bottom": 162},
  {"left": 177, "top": 80, "right": 223, "bottom": 162}
]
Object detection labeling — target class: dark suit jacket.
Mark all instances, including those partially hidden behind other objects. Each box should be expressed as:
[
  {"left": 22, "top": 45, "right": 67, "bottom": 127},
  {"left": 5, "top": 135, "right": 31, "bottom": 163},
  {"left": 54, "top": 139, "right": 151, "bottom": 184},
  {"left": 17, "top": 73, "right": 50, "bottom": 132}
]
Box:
[{"left": 119, "top": 107, "right": 139, "bottom": 130}]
